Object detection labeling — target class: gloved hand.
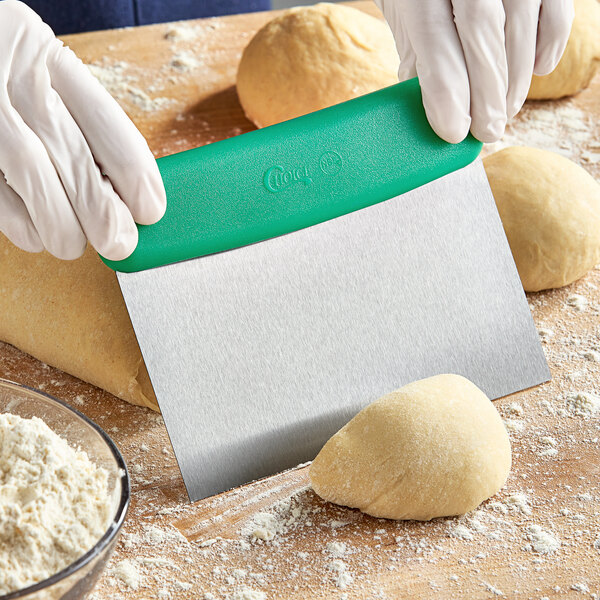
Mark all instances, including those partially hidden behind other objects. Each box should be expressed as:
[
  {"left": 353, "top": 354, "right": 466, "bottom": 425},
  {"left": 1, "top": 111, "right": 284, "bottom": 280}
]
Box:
[
  {"left": 376, "top": 0, "right": 574, "bottom": 143},
  {"left": 0, "top": 0, "right": 166, "bottom": 260}
]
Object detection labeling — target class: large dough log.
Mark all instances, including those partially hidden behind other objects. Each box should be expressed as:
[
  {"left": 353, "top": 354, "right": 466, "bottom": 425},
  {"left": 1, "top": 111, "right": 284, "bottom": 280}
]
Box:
[{"left": 0, "top": 236, "right": 157, "bottom": 410}]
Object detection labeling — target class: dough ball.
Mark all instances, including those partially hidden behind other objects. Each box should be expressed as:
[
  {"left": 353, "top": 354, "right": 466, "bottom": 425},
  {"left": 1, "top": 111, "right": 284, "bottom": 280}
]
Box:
[
  {"left": 309, "top": 374, "right": 511, "bottom": 521},
  {"left": 483, "top": 147, "right": 600, "bottom": 292},
  {"left": 528, "top": 0, "right": 600, "bottom": 100},
  {"left": 236, "top": 3, "right": 399, "bottom": 128}
]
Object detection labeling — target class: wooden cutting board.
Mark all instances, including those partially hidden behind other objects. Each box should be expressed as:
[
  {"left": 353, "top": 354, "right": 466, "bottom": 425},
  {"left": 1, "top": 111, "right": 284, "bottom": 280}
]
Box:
[{"left": 1, "top": 3, "right": 599, "bottom": 598}]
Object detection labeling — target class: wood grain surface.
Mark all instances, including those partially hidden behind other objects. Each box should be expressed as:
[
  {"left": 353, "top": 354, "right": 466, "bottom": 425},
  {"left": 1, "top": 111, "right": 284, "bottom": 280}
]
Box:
[{"left": 1, "top": 3, "right": 599, "bottom": 598}]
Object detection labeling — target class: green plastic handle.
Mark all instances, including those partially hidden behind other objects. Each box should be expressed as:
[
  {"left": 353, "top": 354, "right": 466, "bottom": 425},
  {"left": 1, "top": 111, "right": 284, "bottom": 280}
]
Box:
[{"left": 102, "top": 78, "right": 481, "bottom": 272}]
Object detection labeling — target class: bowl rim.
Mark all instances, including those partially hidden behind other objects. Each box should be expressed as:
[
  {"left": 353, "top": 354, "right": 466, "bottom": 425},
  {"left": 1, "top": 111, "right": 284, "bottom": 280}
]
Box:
[{"left": 0, "top": 377, "right": 130, "bottom": 600}]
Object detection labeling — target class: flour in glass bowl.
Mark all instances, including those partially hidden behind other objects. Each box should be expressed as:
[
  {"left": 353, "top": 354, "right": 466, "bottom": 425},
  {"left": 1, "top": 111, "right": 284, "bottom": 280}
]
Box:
[{"left": 0, "top": 413, "right": 113, "bottom": 595}]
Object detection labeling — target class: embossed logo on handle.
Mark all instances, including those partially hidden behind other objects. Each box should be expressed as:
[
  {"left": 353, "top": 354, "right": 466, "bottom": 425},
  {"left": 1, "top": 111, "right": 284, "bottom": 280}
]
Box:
[
  {"left": 263, "top": 151, "right": 343, "bottom": 193},
  {"left": 264, "top": 165, "right": 312, "bottom": 193},
  {"left": 319, "top": 151, "right": 343, "bottom": 175}
]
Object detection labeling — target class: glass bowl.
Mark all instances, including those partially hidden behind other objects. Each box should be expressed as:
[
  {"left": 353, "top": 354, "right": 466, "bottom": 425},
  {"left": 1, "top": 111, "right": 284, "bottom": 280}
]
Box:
[{"left": 0, "top": 378, "right": 130, "bottom": 600}]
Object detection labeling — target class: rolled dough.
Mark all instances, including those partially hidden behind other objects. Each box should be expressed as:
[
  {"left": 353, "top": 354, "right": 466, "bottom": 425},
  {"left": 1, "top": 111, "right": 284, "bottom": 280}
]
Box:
[
  {"left": 0, "top": 236, "right": 157, "bottom": 410},
  {"left": 236, "top": 3, "right": 399, "bottom": 128},
  {"left": 483, "top": 147, "right": 600, "bottom": 292},
  {"left": 528, "top": 0, "right": 600, "bottom": 100},
  {"left": 309, "top": 374, "right": 511, "bottom": 521}
]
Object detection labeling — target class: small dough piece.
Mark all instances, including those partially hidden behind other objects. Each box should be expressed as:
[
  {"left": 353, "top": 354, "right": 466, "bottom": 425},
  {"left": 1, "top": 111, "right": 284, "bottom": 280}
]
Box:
[
  {"left": 309, "top": 374, "right": 511, "bottom": 521},
  {"left": 483, "top": 147, "right": 600, "bottom": 292},
  {"left": 528, "top": 0, "right": 600, "bottom": 100},
  {"left": 0, "top": 237, "right": 157, "bottom": 410},
  {"left": 236, "top": 3, "right": 399, "bottom": 128}
]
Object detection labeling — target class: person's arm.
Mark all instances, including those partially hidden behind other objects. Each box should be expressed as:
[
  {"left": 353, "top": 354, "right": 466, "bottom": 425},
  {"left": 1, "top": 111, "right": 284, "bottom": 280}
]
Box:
[
  {"left": 0, "top": 0, "right": 166, "bottom": 260},
  {"left": 376, "top": 0, "right": 574, "bottom": 143}
]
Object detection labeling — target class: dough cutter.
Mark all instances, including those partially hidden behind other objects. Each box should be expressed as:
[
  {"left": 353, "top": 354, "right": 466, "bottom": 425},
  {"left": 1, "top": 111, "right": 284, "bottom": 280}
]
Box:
[{"left": 102, "top": 78, "right": 550, "bottom": 502}]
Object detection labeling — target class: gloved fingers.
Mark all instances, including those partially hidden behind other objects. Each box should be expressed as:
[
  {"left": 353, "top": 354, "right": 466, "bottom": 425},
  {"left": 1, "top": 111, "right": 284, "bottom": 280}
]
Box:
[
  {"left": 375, "top": 0, "right": 416, "bottom": 81},
  {"left": 46, "top": 40, "right": 166, "bottom": 226},
  {"left": 453, "top": 0, "right": 508, "bottom": 143},
  {"left": 7, "top": 51, "right": 139, "bottom": 262},
  {"left": 396, "top": 18, "right": 417, "bottom": 81},
  {"left": 503, "top": 0, "right": 542, "bottom": 118},
  {"left": 0, "top": 172, "right": 44, "bottom": 253},
  {"left": 0, "top": 0, "right": 53, "bottom": 37},
  {"left": 400, "top": 0, "right": 471, "bottom": 143},
  {"left": 534, "top": 0, "right": 574, "bottom": 75},
  {"left": 0, "top": 102, "right": 86, "bottom": 260}
]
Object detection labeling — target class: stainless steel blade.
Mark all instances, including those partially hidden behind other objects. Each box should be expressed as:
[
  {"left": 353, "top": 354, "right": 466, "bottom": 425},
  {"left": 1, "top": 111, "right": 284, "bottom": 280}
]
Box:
[{"left": 117, "top": 160, "right": 549, "bottom": 502}]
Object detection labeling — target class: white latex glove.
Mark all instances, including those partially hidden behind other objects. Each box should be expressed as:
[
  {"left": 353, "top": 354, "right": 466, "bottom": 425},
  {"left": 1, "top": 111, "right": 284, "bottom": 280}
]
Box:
[
  {"left": 0, "top": 0, "right": 166, "bottom": 260},
  {"left": 376, "top": 0, "right": 574, "bottom": 143}
]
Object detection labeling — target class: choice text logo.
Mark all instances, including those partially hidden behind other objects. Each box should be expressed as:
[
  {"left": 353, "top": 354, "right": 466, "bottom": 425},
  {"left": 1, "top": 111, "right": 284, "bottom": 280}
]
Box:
[{"left": 263, "top": 165, "right": 312, "bottom": 193}]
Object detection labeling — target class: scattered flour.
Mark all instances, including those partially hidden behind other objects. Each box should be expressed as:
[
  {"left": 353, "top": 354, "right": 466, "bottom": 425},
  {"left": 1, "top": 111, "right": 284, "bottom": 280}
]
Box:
[
  {"left": 506, "top": 403, "right": 524, "bottom": 416},
  {"left": 582, "top": 349, "right": 600, "bottom": 362},
  {"left": 164, "top": 24, "right": 201, "bottom": 41},
  {"left": 539, "top": 436, "right": 559, "bottom": 457},
  {"left": 325, "top": 541, "right": 348, "bottom": 558},
  {"left": 504, "top": 493, "right": 532, "bottom": 515},
  {"left": 127, "top": 87, "right": 174, "bottom": 112},
  {"left": 540, "top": 399, "right": 556, "bottom": 415},
  {"left": 566, "top": 294, "right": 588, "bottom": 312},
  {"left": 0, "top": 414, "right": 113, "bottom": 595},
  {"left": 111, "top": 559, "right": 141, "bottom": 590},
  {"left": 170, "top": 52, "right": 201, "bottom": 71},
  {"left": 244, "top": 512, "right": 282, "bottom": 541},
  {"left": 329, "top": 519, "right": 350, "bottom": 529},
  {"left": 525, "top": 525, "right": 560, "bottom": 554},
  {"left": 87, "top": 60, "right": 134, "bottom": 91},
  {"left": 503, "top": 418, "right": 525, "bottom": 433},
  {"left": 328, "top": 559, "right": 354, "bottom": 590},
  {"left": 566, "top": 392, "right": 600, "bottom": 417},
  {"left": 483, "top": 581, "right": 504, "bottom": 596},
  {"left": 484, "top": 103, "right": 594, "bottom": 162},
  {"left": 449, "top": 524, "right": 474, "bottom": 541},
  {"left": 87, "top": 60, "right": 174, "bottom": 112},
  {"left": 229, "top": 588, "right": 266, "bottom": 600},
  {"left": 241, "top": 491, "right": 314, "bottom": 543}
]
